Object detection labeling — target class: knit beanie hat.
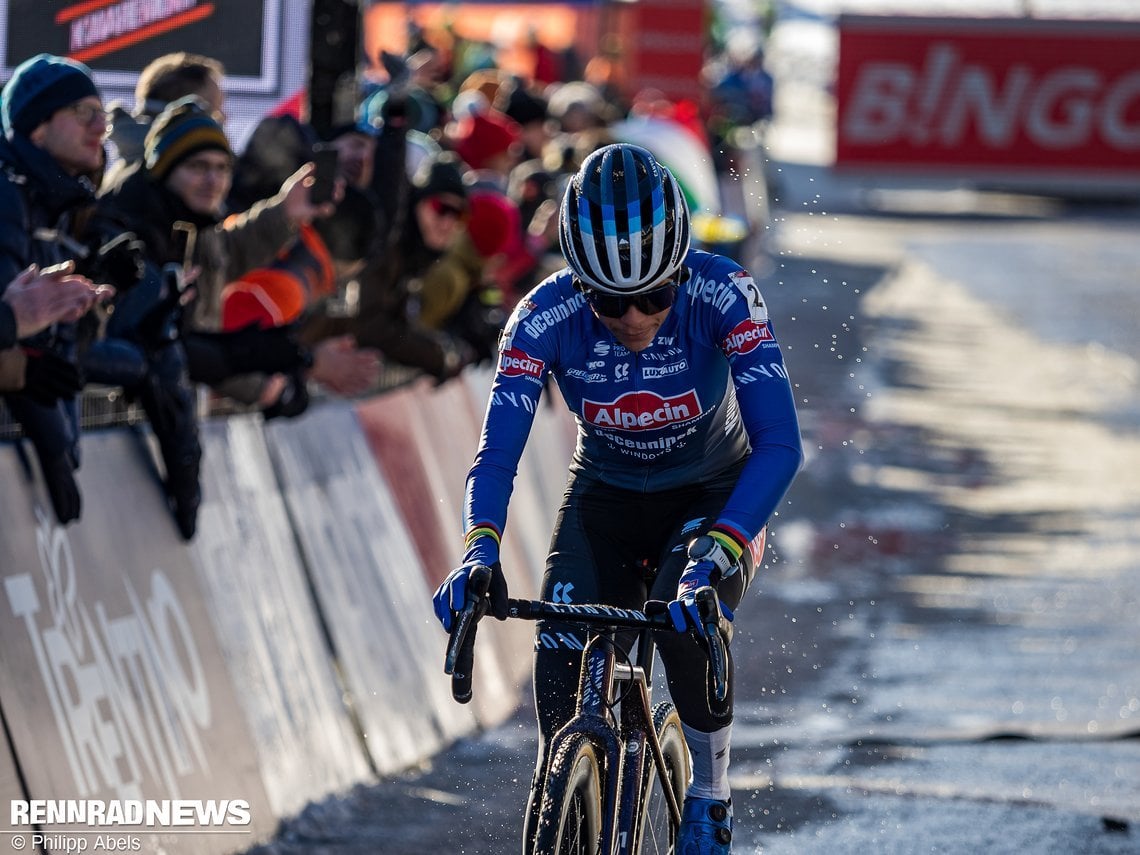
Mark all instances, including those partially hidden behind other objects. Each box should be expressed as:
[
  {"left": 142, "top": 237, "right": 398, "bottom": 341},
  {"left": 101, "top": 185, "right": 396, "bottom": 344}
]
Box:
[
  {"left": 2, "top": 53, "right": 99, "bottom": 137},
  {"left": 144, "top": 95, "right": 232, "bottom": 181},
  {"left": 466, "top": 190, "right": 520, "bottom": 259},
  {"left": 411, "top": 151, "right": 468, "bottom": 202},
  {"left": 449, "top": 106, "right": 522, "bottom": 171},
  {"left": 499, "top": 84, "right": 549, "bottom": 127}
]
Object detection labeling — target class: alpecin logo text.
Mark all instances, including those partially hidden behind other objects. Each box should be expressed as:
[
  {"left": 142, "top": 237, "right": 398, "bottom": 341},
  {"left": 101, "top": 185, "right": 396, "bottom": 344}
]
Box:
[
  {"left": 722, "top": 319, "right": 773, "bottom": 356},
  {"left": 583, "top": 389, "right": 701, "bottom": 431},
  {"left": 499, "top": 347, "right": 545, "bottom": 380}
]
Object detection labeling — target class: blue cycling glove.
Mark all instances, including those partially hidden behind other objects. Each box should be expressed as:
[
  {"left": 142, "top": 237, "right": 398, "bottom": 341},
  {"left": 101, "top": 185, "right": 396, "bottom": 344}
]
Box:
[
  {"left": 432, "top": 561, "right": 509, "bottom": 631},
  {"left": 667, "top": 534, "right": 738, "bottom": 636}
]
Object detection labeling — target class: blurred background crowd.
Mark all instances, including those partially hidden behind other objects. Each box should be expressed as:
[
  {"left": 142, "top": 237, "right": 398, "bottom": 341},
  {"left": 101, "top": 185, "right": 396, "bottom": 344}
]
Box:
[{"left": 0, "top": 7, "right": 776, "bottom": 541}]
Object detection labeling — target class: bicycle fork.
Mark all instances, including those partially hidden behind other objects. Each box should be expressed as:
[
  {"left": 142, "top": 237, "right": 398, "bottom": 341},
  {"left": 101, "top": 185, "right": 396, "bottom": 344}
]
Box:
[{"left": 571, "top": 637, "right": 683, "bottom": 855}]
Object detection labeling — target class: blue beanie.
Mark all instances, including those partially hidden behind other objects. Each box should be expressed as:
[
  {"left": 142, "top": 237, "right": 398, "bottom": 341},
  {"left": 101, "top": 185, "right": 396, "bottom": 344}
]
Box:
[{"left": 2, "top": 53, "right": 99, "bottom": 137}]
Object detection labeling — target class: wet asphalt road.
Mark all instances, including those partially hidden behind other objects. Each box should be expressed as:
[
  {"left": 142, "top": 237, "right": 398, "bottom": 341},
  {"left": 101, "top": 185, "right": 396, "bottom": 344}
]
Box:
[
  {"left": 247, "top": 5, "right": 1140, "bottom": 850},
  {"left": 246, "top": 179, "right": 1140, "bottom": 854}
]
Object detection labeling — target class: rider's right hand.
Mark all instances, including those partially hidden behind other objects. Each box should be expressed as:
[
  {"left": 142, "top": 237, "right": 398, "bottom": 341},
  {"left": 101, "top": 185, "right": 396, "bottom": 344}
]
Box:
[{"left": 432, "top": 561, "right": 509, "bottom": 631}]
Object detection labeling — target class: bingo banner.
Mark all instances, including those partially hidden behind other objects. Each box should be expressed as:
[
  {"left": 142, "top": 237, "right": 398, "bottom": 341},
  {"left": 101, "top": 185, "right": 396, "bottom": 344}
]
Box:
[{"left": 835, "top": 16, "right": 1140, "bottom": 181}]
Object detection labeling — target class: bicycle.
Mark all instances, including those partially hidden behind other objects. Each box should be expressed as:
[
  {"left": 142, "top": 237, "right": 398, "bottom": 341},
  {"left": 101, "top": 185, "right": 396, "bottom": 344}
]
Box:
[{"left": 444, "top": 565, "right": 733, "bottom": 855}]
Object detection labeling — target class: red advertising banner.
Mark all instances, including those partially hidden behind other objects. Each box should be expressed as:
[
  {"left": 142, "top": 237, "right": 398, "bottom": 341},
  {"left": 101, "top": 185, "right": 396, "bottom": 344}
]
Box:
[
  {"left": 628, "top": 0, "right": 706, "bottom": 102},
  {"left": 835, "top": 16, "right": 1140, "bottom": 178}
]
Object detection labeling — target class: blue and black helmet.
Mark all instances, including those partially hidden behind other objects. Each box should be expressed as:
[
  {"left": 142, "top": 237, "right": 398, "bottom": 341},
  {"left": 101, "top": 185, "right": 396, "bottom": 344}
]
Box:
[{"left": 559, "top": 143, "right": 690, "bottom": 296}]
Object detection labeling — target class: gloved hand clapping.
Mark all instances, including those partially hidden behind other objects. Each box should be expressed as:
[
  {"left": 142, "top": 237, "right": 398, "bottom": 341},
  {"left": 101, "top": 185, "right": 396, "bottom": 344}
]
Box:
[
  {"left": 433, "top": 561, "right": 509, "bottom": 632},
  {"left": 83, "top": 231, "right": 147, "bottom": 291},
  {"left": 22, "top": 347, "right": 83, "bottom": 406},
  {"left": 667, "top": 534, "right": 739, "bottom": 636}
]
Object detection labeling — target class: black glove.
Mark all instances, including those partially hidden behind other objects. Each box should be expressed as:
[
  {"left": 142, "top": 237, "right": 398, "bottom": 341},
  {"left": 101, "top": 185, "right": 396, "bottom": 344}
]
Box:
[
  {"left": 39, "top": 449, "right": 81, "bottom": 524},
  {"left": 187, "top": 324, "right": 308, "bottom": 384},
  {"left": 81, "top": 231, "right": 147, "bottom": 290},
  {"left": 136, "top": 265, "right": 188, "bottom": 347},
  {"left": 21, "top": 348, "right": 83, "bottom": 406},
  {"left": 261, "top": 372, "right": 310, "bottom": 420}
]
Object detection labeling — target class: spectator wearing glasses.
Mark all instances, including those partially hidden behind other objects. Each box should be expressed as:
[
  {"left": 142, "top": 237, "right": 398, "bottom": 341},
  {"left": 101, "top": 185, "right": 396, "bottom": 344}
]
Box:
[
  {"left": 432, "top": 144, "right": 803, "bottom": 854},
  {"left": 0, "top": 53, "right": 111, "bottom": 524},
  {"left": 99, "top": 97, "right": 331, "bottom": 341}
]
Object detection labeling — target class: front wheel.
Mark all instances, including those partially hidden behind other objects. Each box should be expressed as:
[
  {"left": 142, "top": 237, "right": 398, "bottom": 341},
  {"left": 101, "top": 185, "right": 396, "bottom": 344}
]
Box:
[
  {"left": 636, "top": 702, "right": 689, "bottom": 854},
  {"left": 532, "top": 733, "right": 604, "bottom": 855}
]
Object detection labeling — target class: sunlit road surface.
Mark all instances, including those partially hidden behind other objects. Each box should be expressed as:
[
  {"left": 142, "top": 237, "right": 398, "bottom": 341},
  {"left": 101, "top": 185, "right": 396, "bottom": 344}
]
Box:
[
  {"left": 249, "top": 157, "right": 1140, "bottom": 855},
  {"left": 248, "top": 15, "right": 1140, "bottom": 855},
  {"left": 250, "top": 191, "right": 1140, "bottom": 853}
]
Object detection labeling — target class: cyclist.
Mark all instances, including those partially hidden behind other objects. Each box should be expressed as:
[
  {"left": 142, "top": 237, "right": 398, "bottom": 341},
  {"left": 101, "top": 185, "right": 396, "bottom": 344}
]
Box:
[{"left": 433, "top": 143, "right": 802, "bottom": 854}]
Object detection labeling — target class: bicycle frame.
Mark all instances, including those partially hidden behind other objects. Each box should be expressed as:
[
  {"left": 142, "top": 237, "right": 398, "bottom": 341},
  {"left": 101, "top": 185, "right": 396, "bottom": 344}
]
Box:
[
  {"left": 444, "top": 568, "right": 731, "bottom": 855},
  {"left": 514, "top": 601, "right": 682, "bottom": 851}
]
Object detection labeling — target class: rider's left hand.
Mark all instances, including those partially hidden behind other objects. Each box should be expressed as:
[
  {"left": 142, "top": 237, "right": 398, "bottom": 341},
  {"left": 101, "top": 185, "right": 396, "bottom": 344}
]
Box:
[
  {"left": 667, "top": 562, "right": 735, "bottom": 635},
  {"left": 666, "top": 534, "right": 739, "bottom": 635}
]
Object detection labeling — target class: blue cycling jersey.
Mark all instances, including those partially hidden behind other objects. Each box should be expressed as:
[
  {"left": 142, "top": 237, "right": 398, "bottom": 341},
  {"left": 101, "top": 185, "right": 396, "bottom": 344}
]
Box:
[{"left": 464, "top": 248, "right": 802, "bottom": 565}]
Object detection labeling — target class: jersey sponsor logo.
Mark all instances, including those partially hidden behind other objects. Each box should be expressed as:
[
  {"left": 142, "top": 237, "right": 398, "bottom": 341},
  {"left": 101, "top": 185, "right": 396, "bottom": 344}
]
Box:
[
  {"left": 566, "top": 368, "right": 607, "bottom": 383},
  {"left": 593, "top": 341, "right": 611, "bottom": 356},
  {"left": 595, "top": 425, "right": 695, "bottom": 455},
  {"left": 734, "top": 361, "right": 789, "bottom": 384},
  {"left": 583, "top": 389, "right": 701, "bottom": 431},
  {"left": 722, "top": 319, "right": 774, "bottom": 356},
  {"left": 521, "top": 293, "right": 585, "bottom": 338},
  {"left": 688, "top": 271, "right": 739, "bottom": 314},
  {"left": 639, "top": 346, "right": 684, "bottom": 362},
  {"left": 499, "top": 346, "right": 545, "bottom": 380},
  {"left": 614, "top": 363, "right": 630, "bottom": 381},
  {"left": 642, "top": 360, "right": 688, "bottom": 379}
]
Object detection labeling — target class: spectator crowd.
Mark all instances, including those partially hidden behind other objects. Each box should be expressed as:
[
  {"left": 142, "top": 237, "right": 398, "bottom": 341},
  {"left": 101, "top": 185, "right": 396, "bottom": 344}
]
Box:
[{"left": 0, "top": 22, "right": 774, "bottom": 540}]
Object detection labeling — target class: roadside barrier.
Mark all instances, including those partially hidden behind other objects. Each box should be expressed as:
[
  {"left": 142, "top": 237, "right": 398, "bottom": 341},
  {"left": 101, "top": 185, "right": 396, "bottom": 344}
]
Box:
[
  {"left": 191, "top": 415, "right": 372, "bottom": 817},
  {"left": 0, "top": 365, "right": 574, "bottom": 851}
]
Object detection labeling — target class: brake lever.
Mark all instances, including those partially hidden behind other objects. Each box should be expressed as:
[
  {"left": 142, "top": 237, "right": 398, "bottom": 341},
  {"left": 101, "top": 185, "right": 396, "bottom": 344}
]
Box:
[
  {"left": 693, "top": 586, "right": 731, "bottom": 703},
  {"left": 444, "top": 565, "right": 492, "bottom": 704}
]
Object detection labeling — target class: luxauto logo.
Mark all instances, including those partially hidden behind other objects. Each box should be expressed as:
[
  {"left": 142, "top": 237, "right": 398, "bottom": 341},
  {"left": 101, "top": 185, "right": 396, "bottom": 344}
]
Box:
[
  {"left": 582, "top": 390, "right": 701, "bottom": 431},
  {"left": 59, "top": 0, "right": 215, "bottom": 63},
  {"left": 722, "top": 319, "right": 773, "bottom": 356},
  {"left": 499, "top": 347, "right": 545, "bottom": 380}
]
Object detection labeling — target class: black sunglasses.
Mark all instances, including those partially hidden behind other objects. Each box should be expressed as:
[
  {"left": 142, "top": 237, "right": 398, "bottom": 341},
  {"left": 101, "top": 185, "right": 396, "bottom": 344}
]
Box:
[{"left": 580, "top": 280, "right": 681, "bottom": 319}]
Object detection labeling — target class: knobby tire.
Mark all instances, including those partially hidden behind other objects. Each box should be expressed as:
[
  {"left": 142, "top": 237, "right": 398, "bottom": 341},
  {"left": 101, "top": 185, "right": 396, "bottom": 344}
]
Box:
[
  {"left": 636, "top": 702, "right": 689, "bottom": 854},
  {"left": 533, "top": 733, "right": 605, "bottom": 855}
]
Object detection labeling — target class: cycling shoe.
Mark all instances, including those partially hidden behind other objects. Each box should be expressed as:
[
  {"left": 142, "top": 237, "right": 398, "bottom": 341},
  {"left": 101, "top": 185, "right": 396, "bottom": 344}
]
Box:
[{"left": 678, "top": 796, "right": 732, "bottom": 854}]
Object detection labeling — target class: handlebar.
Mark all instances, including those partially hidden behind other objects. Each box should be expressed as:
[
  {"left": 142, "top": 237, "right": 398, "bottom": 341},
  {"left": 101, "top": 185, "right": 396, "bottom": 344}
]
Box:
[{"left": 443, "top": 566, "right": 733, "bottom": 705}]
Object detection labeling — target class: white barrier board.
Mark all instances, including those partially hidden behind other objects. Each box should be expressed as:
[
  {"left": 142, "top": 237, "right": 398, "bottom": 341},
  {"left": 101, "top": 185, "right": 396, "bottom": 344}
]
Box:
[
  {"left": 192, "top": 416, "right": 371, "bottom": 817},
  {"left": 265, "top": 404, "right": 475, "bottom": 773}
]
